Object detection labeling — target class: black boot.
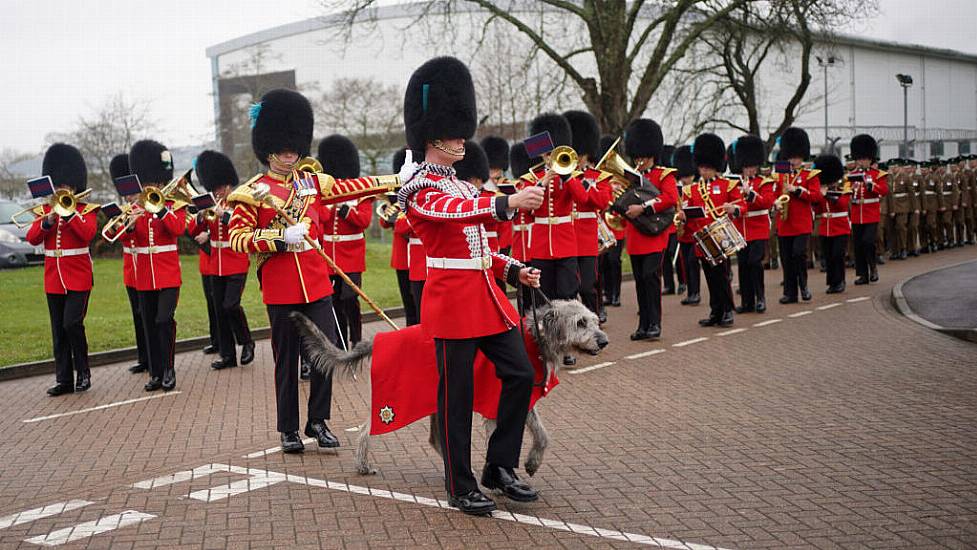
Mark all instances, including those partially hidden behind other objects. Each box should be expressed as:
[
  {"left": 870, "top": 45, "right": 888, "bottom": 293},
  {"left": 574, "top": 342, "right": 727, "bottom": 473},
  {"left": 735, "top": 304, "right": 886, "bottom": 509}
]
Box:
[
  {"left": 854, "top": 276, "right": 869, "bottom": 285},
  {"left": 735, "top": 304, "right": 755, "bottom": 314},
  {"left": 630, "top": 329, "right": 651, "bottom": 341},
  {"left": 144, "top": 377, "right": 162, "bottom": 392},
  {"left": 210, "top": 357, "right": 237, "bottom": 370},
  {"left": 75, "top": 374, "right": 91, "bottom": 392},
  {"left": 681, "top": 293, "right": 701, "bottom": 305},
  {"left": 562, "top": 355, "right": 576, "bottom": 366},
  {"left": 202, "top": 344, "right": 218, "bottom": 355},
  {"left": 876, "top": 255, "right": 886, "bottom": 265},
  {"left": 800, "top": 287, "right": 812, "bottom": 301},
  {"left": 698, "top": 316, "right": 720, "bottom": 327},
  {"left": 481, "top": 464, "right": 538, "bottom": 502},
  {"left": 677, "top": 284, "right": 687, "bottom": 295},
  {"left": 240, "top": 341, "right": 255, "bottom": 365},
  {"left": 869, "top": 266, "right": 879, "bottom": 283},
  {"left": 448, "top": 491, "right": 496, "bottom": 516},
  {"left": 718, "top": 311, "right": 734, "bottom": 327},
  {"left": 281, "top": 431, "right": 305, "bottom": 454},
  {"left": 128, "top": 363, "right": 147, "bottom": 374},
  {"left": 779, "top": 295, "right": 798, "bottom": 304},
  {"left": 300, "top": 362, "right": 311, "bottom": 381},
  {"left": 46, "top": 383, "right": 74, "bottom": 396},
  {"left": 756, "top": 297, "right": 767, "bottom": 313},
  {"left": 161, "top": 369, "right": 176, "bottom": 391},
  {"left": 304, "top": 419, "right": 340, "bottom": 448}
]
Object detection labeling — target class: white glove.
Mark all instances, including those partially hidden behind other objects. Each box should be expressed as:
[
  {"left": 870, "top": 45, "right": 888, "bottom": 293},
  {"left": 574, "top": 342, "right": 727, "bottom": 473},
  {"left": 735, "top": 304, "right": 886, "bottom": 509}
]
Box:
[
  {"left": 399, "top": 149, "right": 420, "bottom": 184},
  {"left": 283, "top": 223, "right": 308, "bottom": 245},
  {"left": 194, "top": 231, "right": 210, "bottom": 245}
]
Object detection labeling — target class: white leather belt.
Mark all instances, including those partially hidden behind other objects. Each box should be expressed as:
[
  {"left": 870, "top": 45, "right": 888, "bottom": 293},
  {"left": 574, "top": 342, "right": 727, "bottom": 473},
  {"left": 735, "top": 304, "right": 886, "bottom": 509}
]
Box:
[
  {"left": 426, "top": 256, "right": 492, "bottom": 270},
  {"left": 821, "top": 212, "right": 848, "bottom": 219},
  {"left": 512, "top": 224, "right": 530, "bottom": 232},
  {"left": 746, "top": 209, "right": 770, "bottom": 217},
  {"left": 286, "top": 241, "right": 315, "bottom": 253},
  {"left": 574, "top": 212, "right": 598, "bottom": 219},
  {"left": 534, "top": 216, "right": 573, "bottom": 225},
  {"left": 852, "top": 198, "right": 880, "bottom": 204},
  {"left": 122, "top": 246, "right": 136, "bottom": 255},
  {"left": 893, "top": 193, "right": 908, "bottom": 198},
  {"left": 942, "top": 191, "right": 953, "bottom": 195},
  {"left": 408, "top": 238, "right": 422, "bottom": 246},
  {"left": 484, "top": 231, "right": 498, "bottom": 238},
  {"left": 925, "top": 191, "right": 936, "bottom": 195},
  {"left": 135, "top": 245, "right": 177, "bottom": 254},
  {"left": 322, "top": 232, "right": 364, "bottom": 243},
  {"left": 209, "top": 240, "right": 231, "bottom": 249},
  {"left": 45, "top": 247, "right": 89, "bottom": 258}
]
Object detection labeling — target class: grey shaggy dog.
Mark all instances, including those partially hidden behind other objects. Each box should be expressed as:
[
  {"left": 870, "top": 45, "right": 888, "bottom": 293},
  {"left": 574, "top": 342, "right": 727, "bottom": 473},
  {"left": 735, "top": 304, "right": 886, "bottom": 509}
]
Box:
[{"left": 291, "top": 299, "right": 608, "bottom": 476}]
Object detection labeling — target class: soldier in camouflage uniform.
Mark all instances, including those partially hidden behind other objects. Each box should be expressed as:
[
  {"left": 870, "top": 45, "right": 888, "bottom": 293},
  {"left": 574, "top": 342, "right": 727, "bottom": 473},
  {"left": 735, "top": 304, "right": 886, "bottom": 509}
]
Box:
[
  {"left": 967, "top": 155, "right": 977, "bottom": 244},
  {"left": 952, "top": 157, "right": 969, "bottom": 247},
  {"left": 920, "top": 160, "right": 941, "bottom": 253},
  {"left": 886, "top": 159, "right": 917, "bottom": 260},
  {"left": 938, "top": 159, "right": 958, "bottom": 248}
]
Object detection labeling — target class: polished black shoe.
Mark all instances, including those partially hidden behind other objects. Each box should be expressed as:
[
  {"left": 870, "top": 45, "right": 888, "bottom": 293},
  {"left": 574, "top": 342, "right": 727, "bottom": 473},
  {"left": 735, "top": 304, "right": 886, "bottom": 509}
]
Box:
[
  {"left": 908, "top": 249, "right": 919, "bottom": 257},
  {"left": 240, "top": 342, "right": 255, "bottom": 365},
  {"left": 899, "top": 250, "right": 908, "bottom": 260},
  {"left": 698, "top": 316, "right": 720, "bottom": 327},
  {"left": 47, "top": 383, "right": 74, "bottom": 396},
  {"left": 300, "top": 362, "right": 311, "bottom": 381},
  {"left": 448, "top": 490, "right": 497, "bottom": 516},
  {"left": 562, "top": 355, "right": 576, "bottom": 366},
  {"left": 662, "top": 286, "right": 675, "bottom": 295},
  {"left": 281, "top": 431, "right": 305, "bottom": 453},
  {"left": 630, "top": 329, "right": 650, "bottom": 341},
  {"left": 646, "top": 325, "right": 661, "bottom": 339},
  {"left": 144, "top": 377, "right": 163, "bottom": 392},
  {"left": 677, "top": 284, "right": 687, "bottom": 295},
  {"left": 598, "top": 310, "right": 608, "bottom": 325},
  {"left": 481, "top": 464, "right": 538, "bottom": 502},
  {"left": 876, "top": 255, "right": 886, "bottom": 265},
  {"left": 756, "top": 298, "right": 767, "bottom": 313},
  {"left": 718, "top": 311, "right": 734, "bottom": 327},
  {"left": 75, "top": 375, "right": 91, "bottom": 392},
  {"left": 770, "top": 258, "right": 779, "bottom": 270},
  {"left": 210, "top": 357, "right": 238, "bottom": 370},
  {"left": 779, "top": 295, "right": 798, "bottom": 304},
  {"left": 681, "top": 293, "right": 701, "bottom": 305},
  {"left": 735, "top": 305, "right": 755, "bottom": 314},
  {"left": 202, "top": 344, "right": 218, "bottom": 355},
  {"left": 304, "top": 419, "right": 340, "bottom": 448},
  {"left": 801, "top": 288, "right": 812, "bottom": 301},
  {"left": 161, "top": 370, "right": 176, "bottom": 391},
  {"left": 825, "top": 283, "right": 846, "bottom": 294},
  {"left": 128, "top": 363, "right": 147, "bottom": 374},
  {"left": 869, "top": 268, "right": 879, "bottom": 283},
  {"left": 854, "top": 276, "right": 869, "bottom": 285}
]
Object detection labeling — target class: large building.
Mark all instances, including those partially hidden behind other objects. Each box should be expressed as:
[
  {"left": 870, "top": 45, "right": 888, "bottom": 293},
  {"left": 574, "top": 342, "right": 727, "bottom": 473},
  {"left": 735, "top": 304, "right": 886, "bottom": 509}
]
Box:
[{"left": 206, "top": 2, "right": 977, "bottom": 166}]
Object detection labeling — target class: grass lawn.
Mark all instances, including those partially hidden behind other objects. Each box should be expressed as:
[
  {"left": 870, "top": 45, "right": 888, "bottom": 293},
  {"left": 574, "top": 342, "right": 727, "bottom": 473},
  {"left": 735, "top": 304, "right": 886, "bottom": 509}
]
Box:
[{"left": 0, "top": 240, "right": 400, "bottom": 367}]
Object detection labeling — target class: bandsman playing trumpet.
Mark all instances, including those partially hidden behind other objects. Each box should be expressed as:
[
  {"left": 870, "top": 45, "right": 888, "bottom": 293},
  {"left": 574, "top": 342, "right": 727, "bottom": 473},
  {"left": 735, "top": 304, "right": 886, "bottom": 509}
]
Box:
[
  {"left": 25, "top": 143, "right": 98, "bottom": 396},
  {"left": 379, "top": 147, "right": 419, "bottom": 326}
]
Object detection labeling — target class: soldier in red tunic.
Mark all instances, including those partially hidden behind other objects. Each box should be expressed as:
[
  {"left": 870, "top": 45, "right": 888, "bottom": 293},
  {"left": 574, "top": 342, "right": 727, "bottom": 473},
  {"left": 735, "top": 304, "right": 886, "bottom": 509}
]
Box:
[
  {"left": 399, "top": 56, "right": 545, "bottom": 516},
  {"left": 623, "top": 119, "right": 677, "bottom": 341},
  {"left": 598, "top": 134, "right": 626, "bottom": 308},
  {"left": 481, "top": 136, "right": 514, "bottom": 258},
  {"left": 773, "top": 127, "right": 823, "bottom": 304},
  {"left": 848, "top": 134, "right": 889, "bottom": 285},
  {"left": 26, "top": 144, "right": 98, "bottom": 396},
  {"left": 507, "top": 143, "right": 534, "bottom": 267},
  {"left": 194, "top": 151, "right": 255, "bottom": 370},
  {"left": 811, "top": 155, "right": 850, "bottom": 293},
  {"left": 673, "top": 145, "right": 701, "bottom": 306},
  {"left": 731, "top": 136, "right": 775, "bottom": 313},
  {"left": 380, "top": 147, "right": 419, "bottom": 326},
  {"left": 317, "top": 135, "right": 373, "bottom": 348}
]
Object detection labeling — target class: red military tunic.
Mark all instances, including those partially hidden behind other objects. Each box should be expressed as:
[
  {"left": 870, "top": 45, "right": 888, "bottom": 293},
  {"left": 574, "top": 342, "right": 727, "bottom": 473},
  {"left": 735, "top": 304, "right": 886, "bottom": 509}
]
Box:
[
  {"left": 773, "top": 168, "right": 823, "bottom": 237},
  {"left": 186, "top": 215, "right": 214, "bottom": 277},
  {"left": 684, "top": 176, "right": 743, "bottom": 259},
  {"left": 479, "top": 187, "right": 502, "bottom": 253},
  {"left": 26, "top": 202, "right": 98, "bottom": 294},
  {"left": 814, "top": 191, "right": 852, "bottom": 237},
  {"left": 528, "top": 168, "right": 589, "bottom": 259},
  {"left": 120, "top": 232, "right": 139, "bottom": 288},
  {"left": 131, "top": 204, "right": 186, "bottom": 291},
  {"left": 625, "top": 166, "right": 678, "bottom": 256},
  {"left": 320, "top": 198, "right": 372, "bottom": 273},
  {"left": 849, "top": 168, "right": 889, "bottom": 225},
  {"left": 195, "top": 206, "right": 251, "bottom": 277},
  {"left": 509, "top": 175, "right": 534, "bottom": 262},
  {"left": 676, "top": 180, "right": 694, "bottom": 245},
  {"left": 381, "top": 213, "right": 410, "bottom": 271},
  {"left": 400, "top": 163, "right": 523, "bottom": 339},
  {"left": 573, "top": 169, "right": 613, "bottom": 258},
  {"left": 733, "top": 176, "right": 776, "bottom": 242}
]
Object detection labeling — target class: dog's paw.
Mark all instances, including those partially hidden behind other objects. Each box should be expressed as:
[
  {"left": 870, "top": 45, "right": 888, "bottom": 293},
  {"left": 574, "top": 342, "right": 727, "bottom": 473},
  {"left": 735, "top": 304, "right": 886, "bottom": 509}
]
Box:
[
  {"left": 356, "top": 465, "right": 378, "bottom": 475},
  {"left": 524, "top": 457, "right": 540, "bottom": 477}
]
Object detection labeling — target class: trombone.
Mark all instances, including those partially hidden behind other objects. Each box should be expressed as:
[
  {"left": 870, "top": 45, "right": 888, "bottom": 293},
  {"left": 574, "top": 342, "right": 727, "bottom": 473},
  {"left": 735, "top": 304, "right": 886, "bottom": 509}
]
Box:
[
  {"left": 10, "top": 188, "right": 92, "bottom": 229},
  {"left": 141, "top": 169, "right": 195, "bottom": 214},
  {"left": 101, "top": 201, "right": 144, "bottom": 242}
]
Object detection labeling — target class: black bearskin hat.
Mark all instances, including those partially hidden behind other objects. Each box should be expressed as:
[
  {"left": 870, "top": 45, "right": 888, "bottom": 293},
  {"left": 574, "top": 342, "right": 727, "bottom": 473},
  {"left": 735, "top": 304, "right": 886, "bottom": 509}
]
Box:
[
  {"left": 316, "top": 134, "right": 360, "bottom": 179},
  {"left": 735, "top": 135, "right": 766, "bottom": 168},
  {"left": 624, "top": 118, "right": 664, "bottom": 161},
  {"left": 42, "top": 143, "right": 87, "bottom": 192},
  {"left": 109, "top": 154, "right": 129, "bottom": 181},
  {"left": 392, "top": 147, "right": 408, "bottom": 173},
  {"left": 673, "top": 145, "right": 695, "bottom": 178},
  {"left": 598, "top": 135, "right": 616, "bottom": 160},
  {"left": 562, "top": 110, "right": 600, "bottom": 160},
  {"left": 510, "top": 142, "right": 532, "bottom": 177},
  {"left": 480, "top": 136, "right": 509, "bottom": 171},
  {"left": 813, "top": 154, "right": 844, "bottom": 185},
  {"left": 404, "top": 56, "right": 477, "bottom": 153},
  {"left": 660, "top": 145, "right": 676, "bottom": 168},
  {"left": 850, "top": 134, "right": 878, "bottom": 160},
  {"left": 779, "top": 127, "right": 810, "bottom": 160},
  {"left": 129, "top": 139, "right": 173, "bottom": 185},
  {"left": 194, "top": 150, "right": 239, "bottom": 192},
  {"left": 529, "top": 113, "right": 572, "bottom": 148},
  {"left": 725, "top": 144, "right": 738, "bottom": 174},
  {"left": 693, "top": 133, "right": 726, "bottom": 170},
  {"left": 251, "top": 88, "right": 314, "bottom": 164},
  {"left": 454, "top": 140, "right": 489, "bottom": 183}
]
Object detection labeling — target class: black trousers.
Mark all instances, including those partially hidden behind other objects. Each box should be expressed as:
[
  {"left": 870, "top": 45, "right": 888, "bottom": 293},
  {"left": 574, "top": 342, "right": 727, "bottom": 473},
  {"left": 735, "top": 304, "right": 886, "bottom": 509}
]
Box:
[
  {"left": 435, "top": 327, "right": 534, "bottom": 496},
  {"left": 531, "top": 258, "right": 579, "bottom": 300},
  {"left": 267, "top": 297, "right": 338, "bottom": 433},
  {"left": 631, "top": 252, "right": 663, "bottom": 331},
  {"left": 201, "top": 274, "right": 218, "bottom": 348},
  {"left": 852, "top": 223, "right": 878, "bottom": 278},
  {"left": 47, "top": 291, "right": 90, "bottom": 385},
  {"left": 139, "top": 288, "right": 179, "bottom": 380},
  {"left": 599, "top": 239, "right": 624, "bottom": 302},
  {"left": 736, "top": 240, "right": 766, "bottom": 309},
  {"left": 576, "top": 255, "right": 599, "bottom": 314},
  {"left": 662, "top": 232, "right": 681, "bottom": 290},
  {"left": 702, "top": 260, "right": 734, "bottom": 318},
  {"left": 778, "top": 235, "right": 809, "bottom": 300},
  {"left": 822, "top": 234, "right": 849, "bottom": 288},
  {"left": 126, "top": 285, "right": 149, "bottom": 369},
  {"left": 680, "top": 241, "right": 701, "bottom": 297},
  {"left": 396, "top": 269, "right": 419, "bottom": 326},
  {"left": 330, "top": 272, "right": 363, "bottom": 348},
  {"left": 410, "top": 280, "right": 425, "bottom": 324},
  {"left": 212, "top": 273, "right": 253, "bottom": 362}
]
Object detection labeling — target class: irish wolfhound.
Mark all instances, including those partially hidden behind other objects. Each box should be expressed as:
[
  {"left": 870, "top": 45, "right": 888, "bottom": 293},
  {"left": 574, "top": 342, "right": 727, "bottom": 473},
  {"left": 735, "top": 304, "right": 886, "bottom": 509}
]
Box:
[{"left": 291, "top": 299, "right": 608, "bottom": 476}]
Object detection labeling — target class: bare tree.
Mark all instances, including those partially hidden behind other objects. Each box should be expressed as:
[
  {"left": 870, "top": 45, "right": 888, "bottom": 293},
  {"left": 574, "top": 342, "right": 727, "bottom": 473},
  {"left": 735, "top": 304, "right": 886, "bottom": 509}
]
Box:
[
  {"left": 321, "top": 0, "right": 748, "bottom": 134},
  {"left": 0, "top": 149, "right": 32, "bottom": 201}
]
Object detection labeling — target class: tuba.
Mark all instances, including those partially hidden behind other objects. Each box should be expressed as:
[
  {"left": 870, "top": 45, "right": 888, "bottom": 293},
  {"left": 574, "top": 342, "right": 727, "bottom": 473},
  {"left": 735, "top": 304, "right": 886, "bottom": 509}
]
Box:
[{"left": 10, "top": 188, "right": 92, "bottom": 229}]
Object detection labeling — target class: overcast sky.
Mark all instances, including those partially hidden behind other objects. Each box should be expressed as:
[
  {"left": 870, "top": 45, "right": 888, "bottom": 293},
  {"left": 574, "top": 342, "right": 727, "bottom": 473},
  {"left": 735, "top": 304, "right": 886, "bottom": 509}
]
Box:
[{"left": 2, "top": 0, "right": 975, "bottom": 155}]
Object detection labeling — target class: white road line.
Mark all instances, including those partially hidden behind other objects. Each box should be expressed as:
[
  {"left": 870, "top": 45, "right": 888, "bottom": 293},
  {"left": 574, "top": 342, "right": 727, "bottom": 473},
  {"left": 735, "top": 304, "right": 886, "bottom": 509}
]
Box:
[
  {"left": 716, "top": 328, "right": 747, "bottom": 337},
  {"left": 788, "top": 310, "right": 813, "bottom": 318},
  {"left": 242, "top": 438, "right": 316, "bottom": 459},
  {"left": 817, "top": 303, "right": 842, "bottom": 310},
  {"left": 23, "top": 510, "right": 154, "bottom": 546},
  {"left": 753, "top": 318, "right": 783, "bottom": 327},
  {"left": 0, "top": 501, "right": 92, "bottom": 531},
  {"left": 673, "top": 337, "right": 708, "bottom": 348},
  {"left": 22, "top": 392, "right": 182, "bottom": 424},
  {"left": 847, "top": 296, "right": 870, "bottom": 303},
  {"left": 624, "top": 349, "right": 666, "bottom": 360},
  {"left": 188, "top": 470, "right": 287, "bottom": 502},
  {"left": 131, "top": 464, "right": 233, "bottom": 490},
  {"left": 345, "top": 425, "right": 361, "bottom": 432},
  {"left": 566, "top": 361, "right": 617, "bottom": 375}
]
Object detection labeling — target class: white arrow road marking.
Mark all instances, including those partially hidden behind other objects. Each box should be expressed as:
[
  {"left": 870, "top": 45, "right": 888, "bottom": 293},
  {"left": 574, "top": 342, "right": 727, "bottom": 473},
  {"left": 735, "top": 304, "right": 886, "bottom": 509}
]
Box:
[
  {"left": 0, "top": 501, "right": 92, "bottom": 531},
  {"left": 23, "top": 510, "right": 154, "bottom": 547}
]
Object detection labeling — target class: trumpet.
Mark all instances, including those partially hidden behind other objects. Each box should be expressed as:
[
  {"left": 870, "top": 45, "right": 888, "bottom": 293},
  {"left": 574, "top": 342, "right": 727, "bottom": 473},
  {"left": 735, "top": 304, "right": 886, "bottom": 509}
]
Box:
[
  {"left": 10, "top": 188, "right": 92, "bottom": 229},
  {"left": 101, "top": 201, "right": 143, "bottom": 242},
  {"left": 545, "top": 146, "right": 578, "bottom": 176},
  {"left": 374, "top": 192, "right": 401, "bottom": 225}
]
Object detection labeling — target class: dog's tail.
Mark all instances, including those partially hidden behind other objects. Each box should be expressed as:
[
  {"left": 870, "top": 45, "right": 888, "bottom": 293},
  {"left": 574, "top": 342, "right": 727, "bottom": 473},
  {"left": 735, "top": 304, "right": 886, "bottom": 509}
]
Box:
[{"left": 289, "top": 312, "right": 373, "bottom": 379}]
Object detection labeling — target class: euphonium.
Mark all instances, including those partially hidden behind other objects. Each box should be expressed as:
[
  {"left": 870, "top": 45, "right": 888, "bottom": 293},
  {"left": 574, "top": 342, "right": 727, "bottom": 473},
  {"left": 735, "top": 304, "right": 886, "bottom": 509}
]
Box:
[
  {"left": 604, "top": 210, "right": 625, "bottom": 232},
  {"left": 594, "top": 137, "right": 642, "bottom": 190},
  {"left": 10, "top": 188, "right": 92, "bottom": 229}
]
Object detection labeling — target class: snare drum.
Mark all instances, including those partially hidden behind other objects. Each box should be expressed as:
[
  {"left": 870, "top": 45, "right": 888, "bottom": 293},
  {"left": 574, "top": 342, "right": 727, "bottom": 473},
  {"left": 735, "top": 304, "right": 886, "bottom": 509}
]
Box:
[{"left": 693, "top": 217, "right": 747, "bottom": 266}]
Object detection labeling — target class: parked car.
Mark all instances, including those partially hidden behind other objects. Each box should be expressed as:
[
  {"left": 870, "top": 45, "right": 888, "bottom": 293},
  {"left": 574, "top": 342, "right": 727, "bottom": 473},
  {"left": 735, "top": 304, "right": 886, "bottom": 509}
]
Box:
[{"left": 0, "top": 200, "right": 45, "bottom": 268}]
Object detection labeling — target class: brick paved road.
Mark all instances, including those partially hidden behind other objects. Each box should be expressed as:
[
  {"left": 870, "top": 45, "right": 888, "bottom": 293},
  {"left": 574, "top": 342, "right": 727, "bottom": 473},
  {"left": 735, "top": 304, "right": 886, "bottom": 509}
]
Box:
[{"left": 1, "top": 247, "right": 976, "bottom": 549}]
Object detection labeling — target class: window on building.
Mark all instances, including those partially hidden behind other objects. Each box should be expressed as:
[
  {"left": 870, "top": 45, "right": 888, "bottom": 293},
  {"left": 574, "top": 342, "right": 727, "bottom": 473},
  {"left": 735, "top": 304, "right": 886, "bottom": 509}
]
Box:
[
  {"left": 899, "top": 143, "right": 914, "bottom": 159},
  {"left": 959, "top": 141, "right": 971, "bottom": 155},
  {"left": 930, "top": 141, "right": 944, "bottom": 157}
]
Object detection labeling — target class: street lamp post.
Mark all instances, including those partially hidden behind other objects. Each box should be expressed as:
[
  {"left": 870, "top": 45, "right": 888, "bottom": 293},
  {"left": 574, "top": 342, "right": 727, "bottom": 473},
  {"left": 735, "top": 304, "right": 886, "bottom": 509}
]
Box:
[
  {"left": 896, "top": 73, "right": 914, "bottom": 158},
  {"left": 817, "top": 56, "right": 837, "bottom": 153}
]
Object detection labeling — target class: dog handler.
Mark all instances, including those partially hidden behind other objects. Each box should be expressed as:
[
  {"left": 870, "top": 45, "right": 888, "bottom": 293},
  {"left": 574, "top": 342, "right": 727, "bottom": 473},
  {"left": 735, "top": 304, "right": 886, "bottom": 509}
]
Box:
[{"left": 398, "top": 56, "right": 546, "bottom": 516}]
